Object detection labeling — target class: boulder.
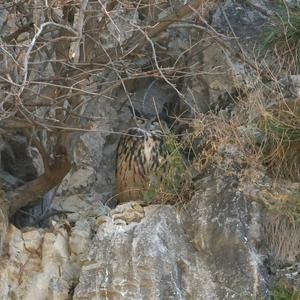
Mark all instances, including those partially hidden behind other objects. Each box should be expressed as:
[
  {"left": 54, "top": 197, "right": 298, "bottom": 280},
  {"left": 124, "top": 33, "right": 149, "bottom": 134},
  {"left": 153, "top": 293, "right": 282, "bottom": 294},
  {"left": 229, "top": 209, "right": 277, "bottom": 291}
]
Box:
[{"left": 74, "top": 204, "right": 218, "bottom": 300}]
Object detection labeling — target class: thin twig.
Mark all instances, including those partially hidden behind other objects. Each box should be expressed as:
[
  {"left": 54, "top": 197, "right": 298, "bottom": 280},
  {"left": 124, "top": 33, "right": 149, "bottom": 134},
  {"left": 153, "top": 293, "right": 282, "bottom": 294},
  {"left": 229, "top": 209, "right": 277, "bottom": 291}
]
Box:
[
  {"left": 23, "top": 128, "right": 50, "bottom": 173},
  {"left": 69, "top": 0, "right": 88, "bottom": 62},
  {"left": 19, "top": 21, "right": 78, "bottom": 97},
  {"left": 135, "top": 26, "right": 184, "bottom": 98}
]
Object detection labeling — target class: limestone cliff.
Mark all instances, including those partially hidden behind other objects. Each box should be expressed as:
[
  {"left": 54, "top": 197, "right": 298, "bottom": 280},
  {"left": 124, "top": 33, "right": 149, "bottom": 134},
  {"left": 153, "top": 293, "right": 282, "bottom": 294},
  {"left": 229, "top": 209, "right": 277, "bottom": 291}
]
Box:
[{"left": 0, "top": 0, "right": 299, "bottom": 299}]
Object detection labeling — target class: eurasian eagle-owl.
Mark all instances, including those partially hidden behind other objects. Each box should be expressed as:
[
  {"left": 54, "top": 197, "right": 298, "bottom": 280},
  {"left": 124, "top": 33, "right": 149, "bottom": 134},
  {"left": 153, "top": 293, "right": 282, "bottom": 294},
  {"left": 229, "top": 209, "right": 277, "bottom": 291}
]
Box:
[{"left": 116, "top": 107, "right": 168, "bottom": 203}]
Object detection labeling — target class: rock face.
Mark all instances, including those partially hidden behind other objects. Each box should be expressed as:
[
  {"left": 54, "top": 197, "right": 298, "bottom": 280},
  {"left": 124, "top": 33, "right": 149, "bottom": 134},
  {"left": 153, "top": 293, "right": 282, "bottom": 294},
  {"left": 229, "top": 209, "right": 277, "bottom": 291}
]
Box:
[
  {"left": 0, "top": 145, "right": 271, "bottom": 299},
  {"left": 74, "top": 204, "right": 217, "bottom": 300},
  {"left": 182, "top": 181, "right": 266, "bottom": 299},
  {"left": 74, "top": 189, "right": 266, "bottom": 300},
  {"left": 1, "top": 0, "right": 299, "bottom": 299},
  {"left": 0, "top": 172, "right": 268, "bottom": 299},
  {"left": 0, "top": 224, "right": 74, "bottom": 300},
  {"left": 185, "top": 0, "right": 269, "bottom": 115},
  {"left": 71, "top": 145, "right": 269, "bottom": 299}
]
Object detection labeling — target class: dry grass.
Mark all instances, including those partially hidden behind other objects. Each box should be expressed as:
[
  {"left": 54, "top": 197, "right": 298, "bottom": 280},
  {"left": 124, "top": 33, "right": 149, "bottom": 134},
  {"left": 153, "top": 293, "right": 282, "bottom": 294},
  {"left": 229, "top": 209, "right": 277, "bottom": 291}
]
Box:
[
  {"left": 257, "top": 97, "right": 300, "bottom": 181},
  {"left": 231, "top": 62, "right": 300, "bottom": 263},
  {"left": 263, "top": 211, "right": 300, "bottom": 264},
  {"left": 257, "top": 2, "right": 300, "bottom": 182}
]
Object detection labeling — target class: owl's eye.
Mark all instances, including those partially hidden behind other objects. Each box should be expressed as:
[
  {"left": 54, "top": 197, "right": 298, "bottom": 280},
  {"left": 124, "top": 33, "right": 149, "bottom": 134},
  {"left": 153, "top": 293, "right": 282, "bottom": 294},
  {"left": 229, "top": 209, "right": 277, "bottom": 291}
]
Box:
[{"left": 151, "top": 120, "right": 159, "bottom": 126}]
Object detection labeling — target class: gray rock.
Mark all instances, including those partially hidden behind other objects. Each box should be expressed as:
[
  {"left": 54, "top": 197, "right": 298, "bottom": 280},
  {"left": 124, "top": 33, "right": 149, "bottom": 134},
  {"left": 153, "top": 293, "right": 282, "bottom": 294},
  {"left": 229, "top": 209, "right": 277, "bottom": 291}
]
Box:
[
  {"left": 52, "top": 192, "right": 106, "bottom": 213},
  {"left": 181, "top": 178, "right": 267, "bottom": 299},
  {"left": 69, "top": 220, "right": 91, "bottom": 256},
  {"left": 57, "top": 166, "right": 97, "bottom": 196},
  {"left": 284, "top": 0, "right": 300, "bottom": 9},
  {"left": 0, "top": 170, "right": 24, "bottom": 190},
  {"left": 74, "top": 188, "right": 268, "bottom": 300},
  {"left": 279, "top": 75, "right": 300, "bottom": 98},
  {"left": 74, "top": 205, "right": 218, "bottom": 300},
  {"left": 212, "top": 0, "right": 268, "bottom": 49},
  {"left": 184, "top": 0, "right": 269, "bottom": 115}
]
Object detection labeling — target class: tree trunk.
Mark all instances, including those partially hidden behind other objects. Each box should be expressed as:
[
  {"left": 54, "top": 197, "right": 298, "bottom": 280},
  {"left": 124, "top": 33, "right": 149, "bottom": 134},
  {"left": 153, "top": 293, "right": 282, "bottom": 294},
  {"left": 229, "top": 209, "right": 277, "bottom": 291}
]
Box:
[{"left": 7, "top": 153, "right": 71, "bottom": 217}]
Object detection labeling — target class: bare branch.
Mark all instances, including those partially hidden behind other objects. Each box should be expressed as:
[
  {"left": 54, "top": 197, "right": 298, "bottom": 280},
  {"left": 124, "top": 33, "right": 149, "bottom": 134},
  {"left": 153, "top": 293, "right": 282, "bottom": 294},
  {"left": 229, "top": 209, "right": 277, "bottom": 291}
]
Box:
[
  {"left": 7, "top": 150, "right": 71, "bottom": 217},
  {"left": 19, "top": 21, "right": 78, "bottom": 97},
  {"left": 90, "top": 0, "right": 204, "bottom": 64}
]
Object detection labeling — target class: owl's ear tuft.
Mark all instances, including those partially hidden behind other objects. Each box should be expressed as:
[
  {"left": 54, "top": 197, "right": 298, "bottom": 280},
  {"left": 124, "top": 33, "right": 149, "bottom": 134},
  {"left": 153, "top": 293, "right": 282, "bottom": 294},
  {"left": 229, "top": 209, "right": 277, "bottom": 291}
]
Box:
[{"left": 128, "top": 106, "right": 142, "bottom": 118}]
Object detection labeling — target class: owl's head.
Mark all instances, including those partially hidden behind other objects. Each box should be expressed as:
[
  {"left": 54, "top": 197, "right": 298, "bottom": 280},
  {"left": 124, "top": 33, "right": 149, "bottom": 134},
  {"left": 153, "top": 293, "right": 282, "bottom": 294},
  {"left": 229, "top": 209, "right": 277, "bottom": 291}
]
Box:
[{"left": 128, "top": 106, "right": 169, "bottom": 135}]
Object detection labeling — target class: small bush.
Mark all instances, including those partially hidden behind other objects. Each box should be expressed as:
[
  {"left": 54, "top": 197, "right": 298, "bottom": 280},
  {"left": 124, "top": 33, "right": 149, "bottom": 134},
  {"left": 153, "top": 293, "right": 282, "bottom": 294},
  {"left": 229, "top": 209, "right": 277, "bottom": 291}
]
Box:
[
  {"left": 271, "top": 282, "right": 300, "bottom": 300},
  {"left": 143, "top": 134, "right": 193, "bottom": 205}
]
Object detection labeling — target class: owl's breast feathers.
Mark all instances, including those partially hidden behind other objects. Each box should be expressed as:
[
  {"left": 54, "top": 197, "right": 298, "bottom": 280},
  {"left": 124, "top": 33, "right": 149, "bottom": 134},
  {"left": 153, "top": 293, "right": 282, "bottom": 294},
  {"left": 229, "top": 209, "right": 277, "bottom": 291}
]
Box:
[{"left": 116, "top": 128, "right": 166, "bottom": 202}]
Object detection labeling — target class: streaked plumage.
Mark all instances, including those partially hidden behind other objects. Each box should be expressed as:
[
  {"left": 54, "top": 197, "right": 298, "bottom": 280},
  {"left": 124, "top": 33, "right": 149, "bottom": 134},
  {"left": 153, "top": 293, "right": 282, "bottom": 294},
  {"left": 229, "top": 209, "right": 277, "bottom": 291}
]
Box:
[{"left": 116, "top": 110, "right": 168, "bottom": 203}]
